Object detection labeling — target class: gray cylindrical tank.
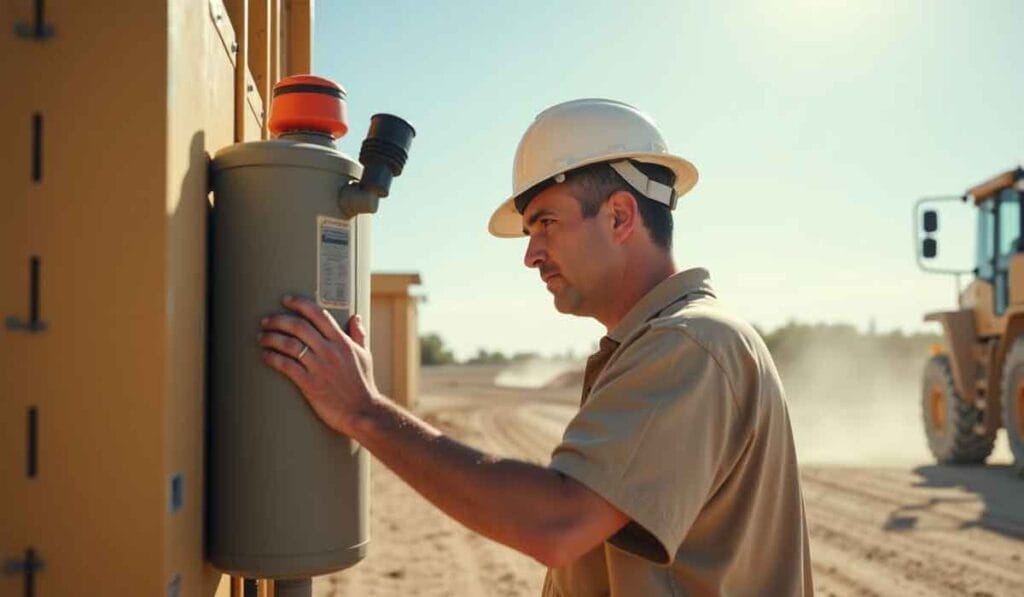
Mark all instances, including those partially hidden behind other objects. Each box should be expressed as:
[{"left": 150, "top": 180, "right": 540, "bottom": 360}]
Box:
[{"left": 207, "top": 135, "right": 370, "bottom": 578}]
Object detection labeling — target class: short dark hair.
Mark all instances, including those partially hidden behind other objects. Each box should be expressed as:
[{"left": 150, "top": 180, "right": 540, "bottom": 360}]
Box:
[
  {"left": 562, "top": 160, "right": 675, "bottom": 250},
  {"left": 514, "top": 160, "right": 676, "bottom": 249}
]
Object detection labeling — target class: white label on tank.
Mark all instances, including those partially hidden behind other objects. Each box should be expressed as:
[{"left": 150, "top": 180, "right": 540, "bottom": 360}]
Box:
[{"left": 316, "top": 216, "right": 351, "bottom": 310}]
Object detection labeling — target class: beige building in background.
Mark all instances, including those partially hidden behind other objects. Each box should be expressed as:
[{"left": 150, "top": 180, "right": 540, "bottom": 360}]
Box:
[{"left": 371, "top": 273, "right": 422, "bottom": 409}]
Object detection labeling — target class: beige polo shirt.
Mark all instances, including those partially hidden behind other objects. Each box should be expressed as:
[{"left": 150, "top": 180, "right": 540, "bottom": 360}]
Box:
[{"left": 543, "top": 268, "right": 812, "bottom": 596}]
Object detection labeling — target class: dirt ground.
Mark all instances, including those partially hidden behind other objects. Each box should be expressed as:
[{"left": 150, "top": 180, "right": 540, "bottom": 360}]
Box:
[{"left": 312, "top": 365, "right": 1024, "bottom": 597}]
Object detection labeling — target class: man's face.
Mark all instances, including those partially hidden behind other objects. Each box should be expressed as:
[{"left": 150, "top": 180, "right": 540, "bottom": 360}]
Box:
[{"left": 521, "top": 184, "right": 616, "bottom": 316}]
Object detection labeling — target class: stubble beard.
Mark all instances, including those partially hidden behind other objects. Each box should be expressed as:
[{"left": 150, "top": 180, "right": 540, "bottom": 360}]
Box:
[{"left": 552, "top": 285, "right": 586, "bottom": 316}]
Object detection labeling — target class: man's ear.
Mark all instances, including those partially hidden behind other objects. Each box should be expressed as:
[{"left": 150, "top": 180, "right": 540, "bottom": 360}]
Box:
[{"left": 606, "top": 191, "right": 639, "bottom": 243}]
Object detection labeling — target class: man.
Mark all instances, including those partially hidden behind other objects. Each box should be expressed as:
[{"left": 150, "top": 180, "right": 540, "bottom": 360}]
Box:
[{"left": 258, "top": 99, "right": 813, "bottom": 595}]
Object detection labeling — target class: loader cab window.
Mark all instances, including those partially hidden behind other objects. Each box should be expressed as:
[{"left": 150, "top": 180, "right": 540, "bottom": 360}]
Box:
[
  {"left": 994, "top": 189, "right": 1023, "bottom": 315},
  {"left": 977, "top": 201, "right": 995, "bottom": 281}
]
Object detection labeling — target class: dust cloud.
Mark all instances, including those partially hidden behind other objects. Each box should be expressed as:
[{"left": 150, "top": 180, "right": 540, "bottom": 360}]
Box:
[
  {"left": 486, "top": 325, "right": 1015, "bottom": 466},
  {"left": 779, "top": 340, "right": 935, "bottom": 464},
  {"left": 772, "top": 326, "right": 1014, "bottom": 465},
  {"left": 493, "top": 358, "right": 583, "bottom": 389}
]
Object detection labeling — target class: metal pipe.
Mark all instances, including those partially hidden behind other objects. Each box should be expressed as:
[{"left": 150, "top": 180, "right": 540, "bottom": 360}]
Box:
[
  {"left": 257, "top": 578, "right": 274, "bottom": 597},
  {"left": 234, "top": 0, "right": 249, "bottom": 142},
  {"left": 274, "top": 578, "right": 312, "bottom": 597},
  {"left": 230, "top": 576, "right": 243, "bottom": 597},
  {"left": 253, "top": 0, "right": 270, "bottom": 139},
  {"left": 270, "top": 0, "right": 280, "bottom": 88}
]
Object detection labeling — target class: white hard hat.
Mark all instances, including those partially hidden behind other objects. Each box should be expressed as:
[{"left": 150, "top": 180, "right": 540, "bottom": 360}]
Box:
[{"left": 488, "top": 98, "right": 698, "bottom": 238}]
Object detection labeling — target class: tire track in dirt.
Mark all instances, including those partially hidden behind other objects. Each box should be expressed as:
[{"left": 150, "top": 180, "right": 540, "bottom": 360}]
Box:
[
  {"left": 803, "top": 474, "right": 1022, "bottom": 561},
  {"left": 467, "top": 400, "right": 569, "bottom": 464},
  {"left": 437, "top": 401, "right": 553, "bottom": 596},
  {"left": 807, "top": 519, "right": 1011, "bottom": 596},
  {"left": 806, "top": 467, "right": 1024, "bottom": 538},
  {"left": 803, "top": 468, "right": 1024, "bottom": 560},
  {"left": 317, "top": 367, "right": 1024, "bottom": 596},
  {"left": 804, "top": 486, "right": 1023, "bottom": 588},
  {"left": 802, "top": 466, "right": 1024, "bottom": 596},
  {"left": 430, "top": 389, "right": 1024, "bottom": 597},
  {"left": 318, "top": 394, "right": 555, "bottom": 597}
]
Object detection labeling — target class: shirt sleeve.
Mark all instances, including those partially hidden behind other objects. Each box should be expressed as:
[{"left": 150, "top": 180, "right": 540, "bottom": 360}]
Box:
[{"left": 548, "top": 326, "right": 747, "bottom": 565}]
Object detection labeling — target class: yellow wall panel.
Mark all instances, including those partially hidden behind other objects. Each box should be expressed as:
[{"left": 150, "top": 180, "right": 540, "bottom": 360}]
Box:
[
  {"left": 3, "top": 1, "right": 310, "bottom": 594},
  {"left": 2, "top": 2, "right": 169, "bottom": 595},
  {"left": 166, "top": 1, "right": 243, "bottom": 595},
  {"left": 0, "top": 30, "right": 32, "bottom": 593}
]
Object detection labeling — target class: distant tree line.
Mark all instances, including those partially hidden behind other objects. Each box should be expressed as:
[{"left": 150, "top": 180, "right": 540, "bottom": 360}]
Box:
[
  {"left": 421, "top": 323, "right": 944, "bottom": 371},
  {"left": 756, "top": 321, "right": 943, "bottom": 377},
  {"left": 420, "top": 333, "right": 456, "bottom": 365},
  {"left": 419, "top": 333, "right": 557, "bottom": 366},
  {"left": 464, "top": 349, "right": 542, "bottom": 365}
]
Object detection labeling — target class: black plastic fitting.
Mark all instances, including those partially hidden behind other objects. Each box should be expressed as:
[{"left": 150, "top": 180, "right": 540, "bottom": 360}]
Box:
[{"left": 358, "top": 114, "right": 415, "bottom": 198}]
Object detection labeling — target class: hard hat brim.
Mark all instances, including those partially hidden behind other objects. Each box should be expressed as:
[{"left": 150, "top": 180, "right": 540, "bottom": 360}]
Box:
[{"left": 487, "top": 152, "right": 699, "bottom": 238}]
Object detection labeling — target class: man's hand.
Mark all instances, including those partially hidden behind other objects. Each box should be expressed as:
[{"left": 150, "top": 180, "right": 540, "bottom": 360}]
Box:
[
  {"left": 258, "top": 295, "right": 378, "bottom": 436},
  {"left": 257, "top": 294, "right": 630, "bottom": 567}
]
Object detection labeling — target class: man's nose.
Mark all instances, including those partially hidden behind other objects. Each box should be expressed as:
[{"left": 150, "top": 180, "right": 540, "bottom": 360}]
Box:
[{"left": 523, "top": 235, "right": 545, "bottom": 269}]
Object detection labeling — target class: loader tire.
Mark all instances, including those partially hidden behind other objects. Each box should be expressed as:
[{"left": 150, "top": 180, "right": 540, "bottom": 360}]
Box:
[
  {"left": 999, "top": 338, "right": 1024, "bottom": 467},
  {"left": 922, "top": 355, "right": 993, "bottom": 464}
]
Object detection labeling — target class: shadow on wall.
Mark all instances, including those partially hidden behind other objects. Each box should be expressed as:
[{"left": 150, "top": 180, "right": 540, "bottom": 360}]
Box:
[{"left": 171, "top": 131, "right": 229, "bottom": 595}]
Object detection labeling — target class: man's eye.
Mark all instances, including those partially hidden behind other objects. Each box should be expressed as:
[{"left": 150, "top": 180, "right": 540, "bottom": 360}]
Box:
[{"left": 541, "top": 219, "right": 554, "bottom": 227}]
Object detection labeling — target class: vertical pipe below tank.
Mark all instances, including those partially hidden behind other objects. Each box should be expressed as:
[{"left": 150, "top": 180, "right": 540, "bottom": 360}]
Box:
[
  {"left": 257, "top": 578, "right": 273, "bottom": 596},
  {"left": 234, "top": 0, "right": 249, "bottom": 142},
  {"left": 275, "top": 578, "right": 311, "bottom": 597}
]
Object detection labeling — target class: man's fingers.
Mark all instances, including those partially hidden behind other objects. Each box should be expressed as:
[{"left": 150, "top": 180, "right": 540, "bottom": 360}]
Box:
[
  {"left": 261, "top": 349, "right": 311, "bottom": 388},
  {"left": 348, "top": 314, "right": 367, "bottom": 348},
  {"left": 261, "top": 312, "right": 328, "bottom": 355},
  {"left": 258, "top": 332, "right": 316, "bottom": 369},
  {"left": 282, "top": 295, "right": 345, "bottom": 342}
]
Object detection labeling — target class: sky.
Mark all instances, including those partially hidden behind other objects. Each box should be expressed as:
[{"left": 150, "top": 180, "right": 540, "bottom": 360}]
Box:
[{"left": 315, "top": 0, "right": 1024, "bottom": 360}]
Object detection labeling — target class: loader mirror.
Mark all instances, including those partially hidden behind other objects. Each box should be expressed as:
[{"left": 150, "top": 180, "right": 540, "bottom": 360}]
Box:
[
  {"left": 923, "top": 210, "right": 938, "bottom": 233},
  {"left": 922, "top": 238, "right": 937, "bottom": 258}
]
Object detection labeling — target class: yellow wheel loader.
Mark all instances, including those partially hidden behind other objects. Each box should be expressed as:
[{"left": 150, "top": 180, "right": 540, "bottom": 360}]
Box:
[{"left": 917, "top": 166, "right": 1024, "bottom": 468}]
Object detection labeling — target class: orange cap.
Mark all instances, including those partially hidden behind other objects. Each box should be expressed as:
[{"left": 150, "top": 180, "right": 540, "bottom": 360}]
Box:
[{"left": 269, "top": 75, "right": 349, "bottom": 138}]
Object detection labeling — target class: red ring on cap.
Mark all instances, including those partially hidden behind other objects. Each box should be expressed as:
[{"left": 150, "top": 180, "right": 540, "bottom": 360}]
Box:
[{"left": 269, "top": 74, "right": 349, "bottom": 138}]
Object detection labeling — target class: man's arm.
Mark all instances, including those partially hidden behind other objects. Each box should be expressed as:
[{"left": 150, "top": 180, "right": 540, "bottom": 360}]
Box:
[
  {"left": 349, "top": 397, "right": 627, "bottom": 567},
  {"left": 258, "top": 295, "right": 629, "bottom": 567}
]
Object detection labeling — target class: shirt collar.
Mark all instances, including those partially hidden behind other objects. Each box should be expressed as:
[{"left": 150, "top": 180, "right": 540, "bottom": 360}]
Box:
[{"left": 607, "top": 267, "right": 716, "bottom": 344}]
